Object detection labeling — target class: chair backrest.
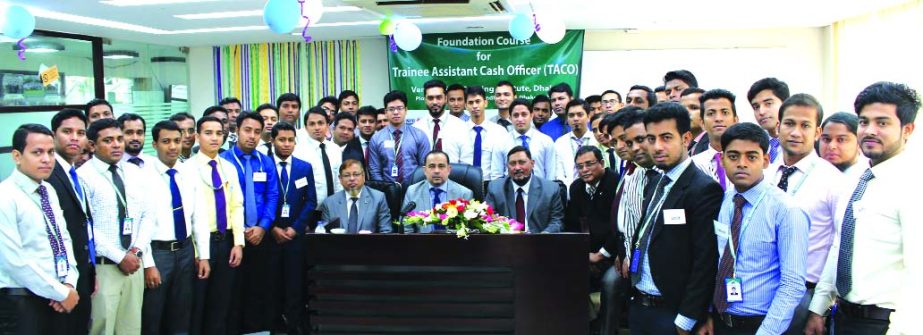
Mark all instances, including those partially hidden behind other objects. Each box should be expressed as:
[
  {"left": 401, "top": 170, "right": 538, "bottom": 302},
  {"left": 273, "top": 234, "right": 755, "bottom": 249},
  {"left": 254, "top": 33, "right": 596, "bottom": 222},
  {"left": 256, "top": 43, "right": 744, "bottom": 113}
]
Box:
[
  {"left": 365, "top": 180, "right": 403, "bottom": 224},
  {"left": 403, "top": 163, "right": 484, "bottom": 202}
]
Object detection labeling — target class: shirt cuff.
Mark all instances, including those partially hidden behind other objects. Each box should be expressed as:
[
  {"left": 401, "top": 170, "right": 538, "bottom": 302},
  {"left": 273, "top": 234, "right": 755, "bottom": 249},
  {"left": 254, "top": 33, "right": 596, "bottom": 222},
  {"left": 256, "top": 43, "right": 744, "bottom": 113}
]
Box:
[
  {"left": 598, "top": 247, "right": 611, "bottom": 258},
  {"left": 674, "top": 314, "right": 697, "bottom": 332}
]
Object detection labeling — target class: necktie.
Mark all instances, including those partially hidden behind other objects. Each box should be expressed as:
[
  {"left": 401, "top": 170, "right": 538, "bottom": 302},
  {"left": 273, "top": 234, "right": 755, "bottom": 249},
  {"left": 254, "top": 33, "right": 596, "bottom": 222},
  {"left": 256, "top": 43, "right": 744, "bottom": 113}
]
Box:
[
  {"left": 631, "top": 174, "right": 670, "bottom": 285},
  {"left": 128, "top": 156, "right": 142, "bottom": 167},
  {"left": 587, "top": 184, "right": 597, "bottom": 200},
  {"left": 515, "top": 187, "right": 525, "bottom": 227},
  {"left": 393, "top": 130, "right": 404, "bottom": 182},
  {"left": 430, "top": 187, "right": 444, "bottom": 209},
  {"left": 347, "top": 197, "right": 359, "bottom": 233},
  {"left": 209, "top": 160, "right": 228, "bottom": 233},
  {"left": 108, "top": 164, "right": 130, "bottom": 248},
  {"left": 572, "top": 136, "right": 585, "bottom": 176},
  {"left": 607, "top": 148, "right": 617, "bottom": 170},
  {"left": 836, "top": 169, "right": 875, "bottom": 295},
  {"left": 768, "top": 137, "right": 780, "bottom": 162},
  {"left": 713, "top": 194, "right": 747, "bottom": 313},
  {"left": 242, "top": 154, "right": 258, "bottom": 227},
  {"left": 264, "top": 142, "right": 273, "bottom": 157},
  {"left": 432, "top": 119, "right": 442, "bottom": 151},
  {"left": 363, "top": 141, "right": 370, "bottom": 163},
  {"left": 38, "top": 185, "right": 68, "bottom": 281},
  {"left": 473, "top": 126, "right": 483, "bottom": 166},
  {"left": 519, "top": 135, "right": 529, "bottom": 151},
  {"left": 626, "top": 161, "right": 637, "bottom": 175},
  {"left": 713, "top": 152, "right": 727, "bottom": 190},
  {"left": 71, "top": 166, "right": 95, "bottom": 264},
  {"left": 69, "top": 166, "right": 83, "bottom": 199},
  {"left": 167, "top": 169, "right": 187, "bottom": 241},
  {"left": 777, "top": 166, "right": 797, "bottom": 192},
  {"left": 280, "top": 161, "right": 289, "bottom": 190},
  {"left": 319, "top": 142, "right": 334, "bottom": 196}
]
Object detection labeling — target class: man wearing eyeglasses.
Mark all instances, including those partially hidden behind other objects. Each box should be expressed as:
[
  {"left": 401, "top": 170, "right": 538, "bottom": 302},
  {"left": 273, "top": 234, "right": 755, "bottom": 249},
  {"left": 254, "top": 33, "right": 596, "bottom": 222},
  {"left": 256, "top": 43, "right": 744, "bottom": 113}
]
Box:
[
  {"left": 367, "top": 91, "right": 431, "bottom": 184},
  {"left": 601, "top": 90, "right": 623, "bottom": 114},
  {"left": 319, "top": 159, "right": 392, "bottom": 233}
]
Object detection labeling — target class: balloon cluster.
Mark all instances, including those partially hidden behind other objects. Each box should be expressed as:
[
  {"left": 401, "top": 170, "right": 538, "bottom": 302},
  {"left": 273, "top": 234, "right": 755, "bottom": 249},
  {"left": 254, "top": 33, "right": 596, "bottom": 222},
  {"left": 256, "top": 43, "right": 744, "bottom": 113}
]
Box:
[
  {"left": 380, "top": 17, "right": 421, "bottom": 52},
  {"left": 263, "top": 0, "right": 323, "bottom": 42},
  {"left": 508, "top": 11, "right": 565, "bottom": 44},
  {"left": 2, "top": 5, "right": 36, "bottom": 60}
]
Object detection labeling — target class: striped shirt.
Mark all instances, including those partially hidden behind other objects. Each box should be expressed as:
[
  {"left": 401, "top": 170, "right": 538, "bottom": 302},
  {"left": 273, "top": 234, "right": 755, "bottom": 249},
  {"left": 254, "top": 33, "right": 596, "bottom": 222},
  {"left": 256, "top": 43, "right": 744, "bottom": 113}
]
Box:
[
  {"left": 716, "top": 178, "right": 809, "bottom": 333},
  {"left": 617, "top": 165, "right": 649, "bottom": 261}
]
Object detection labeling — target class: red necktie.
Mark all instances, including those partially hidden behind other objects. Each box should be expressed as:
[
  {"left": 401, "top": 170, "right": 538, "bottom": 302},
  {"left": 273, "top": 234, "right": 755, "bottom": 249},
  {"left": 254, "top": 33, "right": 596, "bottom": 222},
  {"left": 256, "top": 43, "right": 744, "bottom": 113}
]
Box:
[
  {"left": 433, "top": 119, "right": 442, "bottom": 151},
  {"left": 713, "top": 194, "right": 747, "bottom": 313},
  {"left": 515, "top": 187, "right": 525, "bottom": 226}
]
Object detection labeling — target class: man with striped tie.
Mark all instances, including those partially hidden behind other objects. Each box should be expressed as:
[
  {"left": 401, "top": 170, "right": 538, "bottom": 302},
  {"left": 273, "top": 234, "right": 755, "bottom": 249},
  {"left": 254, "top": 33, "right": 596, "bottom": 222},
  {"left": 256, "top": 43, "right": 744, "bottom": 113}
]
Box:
[{"left": 554, "top": 99, "right": 597, "bottom": 189}]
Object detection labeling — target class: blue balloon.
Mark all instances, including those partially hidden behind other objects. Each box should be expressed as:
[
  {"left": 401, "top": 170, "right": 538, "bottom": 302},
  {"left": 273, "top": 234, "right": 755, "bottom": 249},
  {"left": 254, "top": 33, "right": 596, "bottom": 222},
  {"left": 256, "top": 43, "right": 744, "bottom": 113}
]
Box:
[
  {"left": 263, "top": 0, "right": 300, "bottom": 34},
  {"left": 508, "top": 13, "right": 534, "bottom": 41},
  {"left": 2, "top": 5, "right": 36, "bottom": 40}
]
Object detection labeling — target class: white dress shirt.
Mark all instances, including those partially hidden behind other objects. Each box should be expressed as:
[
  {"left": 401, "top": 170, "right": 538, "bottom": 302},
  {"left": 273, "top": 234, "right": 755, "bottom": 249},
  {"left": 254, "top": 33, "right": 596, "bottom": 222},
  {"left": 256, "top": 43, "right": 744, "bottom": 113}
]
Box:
[
  {"left": 294, "top": 131, "right": 343, "bottom": 205},
  {"left": 809, "top": 151, "right": 921, "bottom": 334},
  {"left": 412, "top": 112, "right": 466, "bottom": 163},
  {"left": 768, "top": 153, "right": 842, "bottom": 283},
  {"left": 0, "top": 169, "right": 79, "bottom": 301},
  {"left": 146, "top": 160, "right": 206, "bottom": 268},
  {"left": 255, "top": 140, "right": 273, "bottom": 156},
  {"left": 691, "top": 145, "right": 732, "bottom": 187},
  {"left": 842, "top": 156, "right": 870, "bottom": 179},
  {"left": 554, "top": 130, "right": 598, "bottom": 187},
  {"left": 510, "top": 127, "right": 556, "bottom": 180},
  {"left": 459, "top": 120, "right": 512, "bottom": 181},
  {"left": 120, "top": 152, "right": 157, "bottom": 169},
  {"left": 79, "top": 157, "right": 154, "bottom": 265}
]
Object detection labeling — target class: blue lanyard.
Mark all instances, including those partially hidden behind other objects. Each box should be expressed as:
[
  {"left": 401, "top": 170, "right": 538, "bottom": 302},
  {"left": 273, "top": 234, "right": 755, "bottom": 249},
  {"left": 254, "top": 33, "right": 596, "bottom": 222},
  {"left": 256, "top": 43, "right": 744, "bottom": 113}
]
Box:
[{"left": 231, "top": 149, "right": 265, "bottom": 174}]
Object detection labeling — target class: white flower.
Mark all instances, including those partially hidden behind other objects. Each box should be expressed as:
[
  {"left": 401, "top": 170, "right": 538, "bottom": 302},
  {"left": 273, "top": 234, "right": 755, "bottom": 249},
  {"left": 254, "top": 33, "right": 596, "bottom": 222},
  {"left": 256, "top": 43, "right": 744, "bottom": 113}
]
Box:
[{"left": 463, "top": 210, "right": 478, "bottom": 220}]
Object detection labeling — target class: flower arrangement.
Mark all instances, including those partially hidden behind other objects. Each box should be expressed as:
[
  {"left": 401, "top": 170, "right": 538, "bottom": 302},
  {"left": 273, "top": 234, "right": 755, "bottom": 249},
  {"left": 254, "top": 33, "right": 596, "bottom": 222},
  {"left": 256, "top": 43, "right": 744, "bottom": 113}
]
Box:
[{"left": 403, "top": 198, "right": 525, "bottom": 238}]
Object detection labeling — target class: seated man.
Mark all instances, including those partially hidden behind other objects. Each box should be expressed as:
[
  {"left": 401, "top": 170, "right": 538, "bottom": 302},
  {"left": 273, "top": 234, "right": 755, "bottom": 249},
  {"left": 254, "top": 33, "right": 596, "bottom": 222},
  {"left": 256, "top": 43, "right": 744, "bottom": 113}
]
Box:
[
  {"left": 318, "top": 159, "right": 392, "bottom": 233},
  {"left": 485, "top": 146, "right": 564, "bottom": 233},
  {"left": 403, "top": 151, "right": 473, "bottom": 233}
]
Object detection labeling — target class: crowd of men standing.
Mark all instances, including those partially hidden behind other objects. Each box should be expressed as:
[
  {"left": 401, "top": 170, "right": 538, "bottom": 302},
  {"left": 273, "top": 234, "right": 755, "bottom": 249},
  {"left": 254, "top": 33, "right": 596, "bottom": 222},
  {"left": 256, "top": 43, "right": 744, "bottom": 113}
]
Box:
[{"left": 0, "top": 69, "right": 918, "bottom": 335}]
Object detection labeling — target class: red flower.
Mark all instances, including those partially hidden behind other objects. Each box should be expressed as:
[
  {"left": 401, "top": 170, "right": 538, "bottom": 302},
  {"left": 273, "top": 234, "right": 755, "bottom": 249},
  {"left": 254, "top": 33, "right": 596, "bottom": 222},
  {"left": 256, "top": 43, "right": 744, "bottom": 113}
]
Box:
[{"left": 486, "top": 207, "right": 494, "bottom": 215}]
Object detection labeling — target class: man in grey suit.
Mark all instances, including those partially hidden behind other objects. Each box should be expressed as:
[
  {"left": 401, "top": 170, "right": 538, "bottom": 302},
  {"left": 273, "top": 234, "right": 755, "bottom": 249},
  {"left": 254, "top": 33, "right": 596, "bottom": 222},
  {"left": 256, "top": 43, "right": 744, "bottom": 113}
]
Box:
[
  {"left": 485, "top": 146, "right": 564, "bottom": 233},
  {"left": 319, "top": 159, "right": 392, "bottom": 233},
  {"left": 403, "top": 151, "right": 474, "bottom": 233}
]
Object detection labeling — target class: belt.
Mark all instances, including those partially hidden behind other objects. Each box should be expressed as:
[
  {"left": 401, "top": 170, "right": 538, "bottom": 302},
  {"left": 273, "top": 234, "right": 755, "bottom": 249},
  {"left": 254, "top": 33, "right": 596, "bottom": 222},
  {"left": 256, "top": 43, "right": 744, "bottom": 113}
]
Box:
[
  {"left": 837, "top": 298, "right": 893, "bottom": 321},
  {"left": 632, "top": 291, "right": 666, "bottom": 308},
  {"left": 211, "top": 231, "right": 230, "bottom": 241},
  {"left": 806, "top": 281, "right": 817, "bottom": 290},
  {"left": 96, "top": 257, "right": 118, "bottom": 265},
  {"left": 151, "top": 239, "right": 190, "bottom": 252},
  {"left": 714, "top": 312, "right": 765, "bottom": 329},
  {"left": 0, "top": 288, "right": 31, "bottom": 296}
]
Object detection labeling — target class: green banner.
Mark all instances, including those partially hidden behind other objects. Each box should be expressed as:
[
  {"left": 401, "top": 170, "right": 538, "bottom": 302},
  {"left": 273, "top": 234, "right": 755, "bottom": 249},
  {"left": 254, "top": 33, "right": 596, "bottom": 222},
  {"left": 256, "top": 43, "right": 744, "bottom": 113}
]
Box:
[{"left": 388, "top": 30, "right": 585, "bottom": 110}]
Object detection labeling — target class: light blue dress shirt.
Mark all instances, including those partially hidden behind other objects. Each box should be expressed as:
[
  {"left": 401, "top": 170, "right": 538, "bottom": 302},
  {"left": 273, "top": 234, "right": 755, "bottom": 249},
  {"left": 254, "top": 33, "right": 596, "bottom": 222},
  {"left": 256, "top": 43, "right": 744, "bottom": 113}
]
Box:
[{"left": 368, "top": 124, "right": 431, "bottom": 183}]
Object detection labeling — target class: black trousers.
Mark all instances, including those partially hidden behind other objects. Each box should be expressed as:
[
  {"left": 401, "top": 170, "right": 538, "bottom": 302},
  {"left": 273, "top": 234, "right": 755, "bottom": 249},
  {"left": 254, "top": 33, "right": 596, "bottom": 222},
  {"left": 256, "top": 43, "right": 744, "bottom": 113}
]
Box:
[
  {"left": 142, "top": 240, "right": 195, "bottom": 335},
  {"left": 712, "top": 314, "right": 760, "bottom": 335},
  {"left": 190, "top": 236, "right": 236, "bottom": 335},
  {"left": 598, "top": 265, "right": 628, "bottom": 335},
  {"left": 628, "top": 299, "right": 678, "bottom": 335},
  {"left": 832, "top": 309, "right": 889, "bottom": 335},
  {"left": 228, "top": 236, "right": 280, "bottom": 334},
  {"left": 275, "top": 235, "right": 306, "bottom": 333},
  {"left": 66, "top": 262, "right": 94, "bottom": 335},
  {"left": 0, "top": 290, "right": 68, "bottom": 335}
]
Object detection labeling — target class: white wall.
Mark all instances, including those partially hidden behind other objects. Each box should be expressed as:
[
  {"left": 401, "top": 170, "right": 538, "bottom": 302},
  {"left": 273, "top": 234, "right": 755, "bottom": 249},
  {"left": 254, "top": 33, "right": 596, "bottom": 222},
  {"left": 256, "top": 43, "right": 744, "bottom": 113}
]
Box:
[{"left": 187, "top": 46, "right": 215, "bottom": 116}]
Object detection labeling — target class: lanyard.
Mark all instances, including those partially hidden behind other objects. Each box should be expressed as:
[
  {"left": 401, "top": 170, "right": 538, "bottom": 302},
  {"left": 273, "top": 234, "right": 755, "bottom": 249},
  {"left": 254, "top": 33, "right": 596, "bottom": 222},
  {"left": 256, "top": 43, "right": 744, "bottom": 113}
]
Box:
[
  {"left": 16, "top": 183, "right": 68, "bottom": 281},
  {"left": 633, "top": 174, "right": 670, "bottom": 249},
  {"left": 230, "top": 149, "right": 265, "bottom": 174},
  {"left": 94, "top": 163, "right": 128, "bottom": 210},
  {"left": 784, "top": 159, "right": 817, "bottom": 196},
  {"left": 725, "top": 186, "right": 769, "bottom": 276},
  {"left": 277, "top": 161, "right": 291, "bottom": 204}
]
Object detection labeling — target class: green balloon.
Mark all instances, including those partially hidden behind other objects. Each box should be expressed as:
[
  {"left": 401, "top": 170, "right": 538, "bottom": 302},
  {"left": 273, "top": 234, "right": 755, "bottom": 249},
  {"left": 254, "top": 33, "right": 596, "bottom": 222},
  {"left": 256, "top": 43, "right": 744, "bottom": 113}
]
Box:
[{"left": 379, "top": 18, "right": 396, "bottom": 35}]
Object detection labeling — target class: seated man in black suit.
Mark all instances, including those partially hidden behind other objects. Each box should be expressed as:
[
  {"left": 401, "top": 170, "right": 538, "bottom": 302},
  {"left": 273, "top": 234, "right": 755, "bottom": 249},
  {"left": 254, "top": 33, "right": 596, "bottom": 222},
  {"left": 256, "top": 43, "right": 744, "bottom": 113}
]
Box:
[{"left": 485, "top": 146, "right": 563, "bottom": 233}]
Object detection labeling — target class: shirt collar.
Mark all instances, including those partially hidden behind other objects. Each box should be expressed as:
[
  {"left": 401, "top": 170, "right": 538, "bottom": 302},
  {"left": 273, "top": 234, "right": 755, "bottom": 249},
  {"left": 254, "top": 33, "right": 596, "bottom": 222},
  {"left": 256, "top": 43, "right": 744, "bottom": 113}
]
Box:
[
  {"left": 55, "top": 152, "right": 73, "bottom": 172},
  {"left": 152, "top": 158, "right": 174, "bottom": 176},
  {"left": 90, "top": 156, "right": 120, "bottom": 173},
  {"left": 274, "top": 153, "right": 291, "bottom": 166},
  {"left": 780, "top": 151, "right": 819, "bottom": 172},
  {"left": 11, "top": 168, "right": 41, "bottom": 193},
  {"left": 569, "top": 131, "right": 591, "bottom": 141},
  {"left": 662, "top": 157, "right": 692, "bottom": 182},
  {"left": 512, "top": 176, "right": 532, "bottom": 195},
  {"left": 427, "top": 181, "right": 446, "bottom": 192},
  {"left": 386, "top": 124, "right": 404, "bottom": 134},
  {"left": 869, "top": 146, "right": 909, "bottom": 177},
  {"left": 733, "top": 177, "right": 771, "bottom": 205}
]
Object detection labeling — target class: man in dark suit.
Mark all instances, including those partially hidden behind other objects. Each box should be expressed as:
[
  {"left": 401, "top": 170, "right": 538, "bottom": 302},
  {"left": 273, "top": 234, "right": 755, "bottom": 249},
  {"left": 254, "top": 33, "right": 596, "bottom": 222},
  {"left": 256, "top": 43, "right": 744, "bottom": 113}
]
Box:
[
  {"left": 485, "top": 146, "right": 564, "bottom": 233},
  {"left": 319, "top": 159, "right": 392, "bottom": 233},
  {"left": 333, "top": 113, "right": 366, "bottom": 165},
  {"left": 48, "top": 109, "right": 95, "bottom": 335},
  {"left": 628, "top": 102, "right": 722, "bottom": 334},
  {"left": 267, "top": 122, "right": 317, "bottom": 334},
  {"left": 565, "top": 146, "right": 620, "bottom": 272}
]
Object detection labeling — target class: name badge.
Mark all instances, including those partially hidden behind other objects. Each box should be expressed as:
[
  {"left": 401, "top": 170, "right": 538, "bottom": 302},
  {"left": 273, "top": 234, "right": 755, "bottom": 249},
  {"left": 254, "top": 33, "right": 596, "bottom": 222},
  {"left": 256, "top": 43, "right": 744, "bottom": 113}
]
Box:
[
  {"left": 384, "top": 140, "right": 395, "bottom": 149},
  {"left": 56, "top": 255, "right": 67, "bottom": 276},
  {"left": 122, "top": 218, "right": 133, "bottom": 235},
  {"left": 253, "top": 172, "right": 267, "bottom": 182},
  {"left": 294, "top": 177, "right": 308, "bottom": 189},
  {"left": 714, "top": 220, "right": 729, "bottom": 238},
  {"left": 629, "top": 248, "right": 641, "bottom": 273},
  {"left": 281, "top": 204, "right": 291, "bottom": 218},
  {"left": 726, "top": 277, "right": 743, "bottom": 302},
  {"left": 391, "top": 165, "right": 399, "bottom": 177},
  {"left": 663, "top": 209, "right": 686, "bottom": 225}
]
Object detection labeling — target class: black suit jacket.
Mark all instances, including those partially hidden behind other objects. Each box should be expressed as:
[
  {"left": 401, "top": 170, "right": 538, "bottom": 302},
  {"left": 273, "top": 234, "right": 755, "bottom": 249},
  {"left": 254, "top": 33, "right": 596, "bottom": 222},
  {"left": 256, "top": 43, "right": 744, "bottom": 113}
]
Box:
[
  {"left": 47, "top": 163, "right": 94, "bottom": 288},
  {"left": 634, "top": 161, "right": 722, "bottom": 320},
  {"left": 689, "top": 135, "right": 710, "bottom": 156},
  {"left": 342, "top": 137, "right": 366, "bottom": 165},
  {"left": 565, "top": 169, "right": 620, "bottom": 254}
]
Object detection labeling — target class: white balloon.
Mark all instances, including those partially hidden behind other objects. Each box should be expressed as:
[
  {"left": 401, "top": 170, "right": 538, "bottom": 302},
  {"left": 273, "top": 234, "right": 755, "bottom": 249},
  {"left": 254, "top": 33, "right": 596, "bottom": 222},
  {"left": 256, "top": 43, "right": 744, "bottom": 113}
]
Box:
[
  {"left": 535, "top": 14, "right": 565, "bottom": 44},
  {"left": 394, "top": 21, "right": 422, "bottom": 51},
  {"left": 303, "top": 0, "right": 324, "bottom": 24}
]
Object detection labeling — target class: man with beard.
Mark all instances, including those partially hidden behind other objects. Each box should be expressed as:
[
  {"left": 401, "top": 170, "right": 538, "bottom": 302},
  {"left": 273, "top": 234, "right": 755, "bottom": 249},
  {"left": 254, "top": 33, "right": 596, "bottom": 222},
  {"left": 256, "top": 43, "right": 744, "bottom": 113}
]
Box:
[
  {"left": 117, "top": 113, "right": 156, "bottom": 168},
  {"left": 540, "top": 83, "right": 574, "bottom": 141},
  {"left": 403, "top": 151, "right": 473, "bottom": 233},
  {"left": 485, "top": 146, "right": 564, "bottom": 233},
  {"left": 818, "top": 112, "right": 868, "bottom": 177},
  {"left": 447, "top": 84, "right": 469, "bottom": 121},
  {"left": 490, "top": 80, "right": 516, "bottom": 131},
  {"left": 169, "top": 113, "right": 196, "bottom": 162},
  {"left": 531, "top": 94, "right": 552, "bottom": 130},
  {"left": 691, "top": 89, "right": 739, "bottom": 191},
  {"left": 319, "top": 159, "right": 392, "bottom": 233},
  {"left": 412, "top": 79, "right": 466, "bottom": 163}
]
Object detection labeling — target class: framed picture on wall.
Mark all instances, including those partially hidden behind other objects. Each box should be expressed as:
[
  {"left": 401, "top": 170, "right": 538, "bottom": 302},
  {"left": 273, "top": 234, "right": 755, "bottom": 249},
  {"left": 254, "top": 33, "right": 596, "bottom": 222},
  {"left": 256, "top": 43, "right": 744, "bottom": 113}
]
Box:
[{"left": 0, "top": 70, "right": 67, "bottom": 107}]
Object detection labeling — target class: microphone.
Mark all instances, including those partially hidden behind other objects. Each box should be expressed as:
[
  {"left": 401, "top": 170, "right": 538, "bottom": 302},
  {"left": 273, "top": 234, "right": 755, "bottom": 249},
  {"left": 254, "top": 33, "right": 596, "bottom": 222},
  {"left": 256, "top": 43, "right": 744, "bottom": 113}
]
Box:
[{"left": 398, "top": 202, "right": 417, "bottom": 234}]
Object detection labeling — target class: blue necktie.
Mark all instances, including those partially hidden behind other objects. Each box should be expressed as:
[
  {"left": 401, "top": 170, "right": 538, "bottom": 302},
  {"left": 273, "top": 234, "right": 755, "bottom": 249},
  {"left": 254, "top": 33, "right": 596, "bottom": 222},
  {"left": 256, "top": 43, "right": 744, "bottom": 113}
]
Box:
[
  {"left": 768, "top": 137, "right": 780, "bottom": 162},
  {"left": 243, "top": 154, "right": 258, "bottom": 227},
  {"left": 347, "top": 197, "right": 359, "bottom": 233},
  {"left": 473, "top": 126, "right": 483, "bottom": 166},
  {"left": 69, "top": 167, "right": 94, "bottom": 264},
  {"left": 280, "top": 161, "right": 289, "bottom": 191},
  {"left": 430, "top": 187, "right": 444, "bottom": 209},
  {"left": 166, "top": 168, "right": 187, "bottom": 241},
  {"left": 519, "top": 134, "right": 529, "bottom": 151},
  {"left": 209, "top": 160, "right": 227, "bottom": 233}
]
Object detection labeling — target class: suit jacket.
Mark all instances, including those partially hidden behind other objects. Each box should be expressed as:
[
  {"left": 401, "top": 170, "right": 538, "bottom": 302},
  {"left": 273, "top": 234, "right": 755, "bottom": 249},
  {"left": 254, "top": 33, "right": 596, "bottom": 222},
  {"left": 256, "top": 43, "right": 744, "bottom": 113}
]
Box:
[
  {"left": 47, "top": 163, "right": 93, "bottom": 275},
  {"left": 319, "top": 185, "right": 392, "bottom": 233},
  {"left": 689, "top": 136, "right": 710, "bottom": 156},
  {"left": 342, "top": 137, "right": 366, "bottom": 164},
  {"left": 634, "top": 161, "right": 722, "bottom": 320},
  {"left": 565, "top": 169, "right": 620, "bottom": 253},
  {"left": 485, "top": 175, "right": 564, "bottom": 233},
  {"left": 271, "top": 156, "right": 318, "bottom": 234},
  {"left": 402, "top": 180, "right": 474, "bottom": 233}
]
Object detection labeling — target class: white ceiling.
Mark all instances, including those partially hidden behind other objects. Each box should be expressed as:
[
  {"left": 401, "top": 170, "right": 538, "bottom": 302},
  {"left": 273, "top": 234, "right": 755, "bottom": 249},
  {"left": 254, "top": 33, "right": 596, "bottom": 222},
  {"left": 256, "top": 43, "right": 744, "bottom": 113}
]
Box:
[{"left": 0, "top": 0, "right": 913, "bottom": 47}]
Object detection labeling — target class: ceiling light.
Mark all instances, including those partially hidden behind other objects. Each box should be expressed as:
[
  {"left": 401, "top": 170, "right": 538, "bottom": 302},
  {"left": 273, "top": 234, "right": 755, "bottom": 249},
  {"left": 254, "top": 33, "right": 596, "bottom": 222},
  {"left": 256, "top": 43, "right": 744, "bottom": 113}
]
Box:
[
  {"left": 100, "top": 0, "right": 219, "bottom": 6},
  {"left": 103, "top": 50, "right": 140, "bottom": 59},
  {"left": 30, "top": 6, "right": 169, "bottom": 34},
  {"left": 151, "top": 56, "right": 186, "bottom": 63},
  {"left": 169, "top": 25, "right": 268, "bottom": 34},
  {"left": 175, "top": 6, "right": 362, "bottom": 20},
  {"left": 13, "top": 41, "right": 65, "bottom": 53}
]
